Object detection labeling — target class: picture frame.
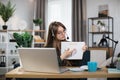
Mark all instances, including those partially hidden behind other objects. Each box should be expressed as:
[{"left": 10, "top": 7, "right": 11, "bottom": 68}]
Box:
[{"left": 98, "top": 4, "right": 109, "bottom": 17}]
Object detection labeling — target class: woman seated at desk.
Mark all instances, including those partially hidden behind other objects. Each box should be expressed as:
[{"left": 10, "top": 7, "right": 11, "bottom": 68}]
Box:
[
  {"left": 45, "top": 21, "right": 90, "bottom": 67},
  {"left": 45, "top": 21, "right": 89, "bottom": 80}
]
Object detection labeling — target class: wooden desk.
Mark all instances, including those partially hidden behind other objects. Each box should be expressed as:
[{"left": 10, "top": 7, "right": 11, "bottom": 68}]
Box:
[{"left": 5, "top": 67, "right": 120, "bottom": 79}]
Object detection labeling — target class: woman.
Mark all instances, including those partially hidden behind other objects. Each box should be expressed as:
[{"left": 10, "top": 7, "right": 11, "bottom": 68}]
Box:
[{"left": 45, "top": 21, "right": 89, "bottom": 66}]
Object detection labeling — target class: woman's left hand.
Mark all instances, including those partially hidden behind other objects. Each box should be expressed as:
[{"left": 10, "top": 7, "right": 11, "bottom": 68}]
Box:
[{"left": 82, "top": 44, "right": 88, "bottom": 52}]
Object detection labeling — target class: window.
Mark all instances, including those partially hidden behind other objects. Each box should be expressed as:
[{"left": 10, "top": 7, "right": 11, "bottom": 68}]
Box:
[{"left": 46, "top": 0, "right": 72, "bottom": 41}]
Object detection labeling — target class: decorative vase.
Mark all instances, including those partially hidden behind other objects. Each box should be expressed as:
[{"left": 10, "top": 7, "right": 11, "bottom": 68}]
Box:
[
  {"left": 116, "top": 61, "right": 120, "bottom": 70},
  {"left": 2, "top": 25, "right": 8, "bottom": 30},
  {"left": 100, "top": 26, "right": 106, "bottom": 32}
]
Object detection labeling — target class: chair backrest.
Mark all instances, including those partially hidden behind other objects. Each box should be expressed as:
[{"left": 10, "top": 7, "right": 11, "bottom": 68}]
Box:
[{"left": 90, "top": 50, "right": 106, "bottom": 68}]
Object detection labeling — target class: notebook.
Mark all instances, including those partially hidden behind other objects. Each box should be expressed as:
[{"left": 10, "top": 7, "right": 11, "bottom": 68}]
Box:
[
  {"left": 18, "top": 48, "right": 68, "bottom": 73},
  {"left": 61, "top": 42, "right": 85, "bottom": 60}
]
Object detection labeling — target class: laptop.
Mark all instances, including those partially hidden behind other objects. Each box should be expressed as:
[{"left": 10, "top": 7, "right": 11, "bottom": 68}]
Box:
[{"left": 18, "top": 48, "right": 68, "bottom": 73}]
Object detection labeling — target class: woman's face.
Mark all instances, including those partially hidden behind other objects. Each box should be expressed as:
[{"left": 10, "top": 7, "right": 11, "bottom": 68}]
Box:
[{"left": 56, "top": 26, "right": 66, "bottom": 41}]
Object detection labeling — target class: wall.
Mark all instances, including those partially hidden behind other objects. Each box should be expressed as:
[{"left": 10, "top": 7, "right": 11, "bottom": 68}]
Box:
[
  {"left": 0, "top": 0, "right": 35, "bottom": 30},
  {"left": 87, "top": 0, "right": 120, "bottom": 55},
  {"left": 1, "top": 0, "right": 120, "bottom": 55}
]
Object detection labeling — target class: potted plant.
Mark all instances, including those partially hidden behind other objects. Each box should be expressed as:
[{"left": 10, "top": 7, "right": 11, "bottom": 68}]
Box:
[
  {"left": 97, "top": 20, "right": 106, "bottom": 32},
  {"left": 13, "top": 32, "right": 33, "bottom": 48},
  {"left": 33, "top": 18, "right": 42, "bottom": 30},
  {"left": 116, "top": 57, "right": 120, "bottom": 70},
  {"left": 0, "top": 0, "right": 15, "bottom": 30}
]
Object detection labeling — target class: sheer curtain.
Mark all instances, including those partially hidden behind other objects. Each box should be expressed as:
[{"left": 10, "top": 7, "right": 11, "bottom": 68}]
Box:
[
  {"left": 72, "top": 0, "right": 87, "bottom": 42},
  {"left": 46, "top": 0, "right": 72, "bottom": 41}
]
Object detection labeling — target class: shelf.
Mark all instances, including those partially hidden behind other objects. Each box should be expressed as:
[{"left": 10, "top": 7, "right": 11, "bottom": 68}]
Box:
[
  {"left": 0, "top": 30, "right": 7, "bottom": 32},
  {"left": 0, "top": 66, "right": 14, "bottom": 75},
  {"left": 0, "top": 54, "right": 6, "bottom": 56},
  {"left": 0, "top": 66, "right": 13, "bottom": 69},
  {"left": 89, "top": 47, "right": 112, "bottom": 48},
  {"left": 89, "top": 32, "right": 113, "bottom": 34},
  {"left": 34, "top": 42, "right": 45, "bottom": 44},
  {"left": 34, "top": 30, "right": 46, "bottom": 32},
  {"left": 88, "top": 16, "right": 113, "bottom": 20},
  {"left": 0, "top": 30, "right": 45, "bottom": 32},
  {"left": 0, "top": 28, "right": 46, "bottom": 74},
  {"left": 8, "top": 53, "right": 19, "bottom": 57},
  {"left": 0, "top": 42, "right": 8, "bottom": 44},
  {"left": 88, "top": 17, "right": 114, "bottom": 58}
]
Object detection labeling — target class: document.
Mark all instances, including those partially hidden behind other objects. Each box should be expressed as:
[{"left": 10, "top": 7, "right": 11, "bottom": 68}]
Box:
[
  {"left": 69, "top": 65, "right": 88, "bottom": 72},
  {"left": 61, "top": 42, "right": 85, "bottom": 60},
  {"left": 108, "top": 68, "right": 120, "bottom": 73}
]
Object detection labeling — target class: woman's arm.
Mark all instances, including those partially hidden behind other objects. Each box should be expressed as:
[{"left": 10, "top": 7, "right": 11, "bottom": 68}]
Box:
[{"left": 60, "top": 48, "right": 75, "bottom": 60}]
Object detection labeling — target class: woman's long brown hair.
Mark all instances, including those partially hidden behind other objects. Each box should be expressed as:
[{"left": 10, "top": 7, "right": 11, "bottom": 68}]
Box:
[{"left": 45, "top": 21, "right": 67, "bottom": 51}]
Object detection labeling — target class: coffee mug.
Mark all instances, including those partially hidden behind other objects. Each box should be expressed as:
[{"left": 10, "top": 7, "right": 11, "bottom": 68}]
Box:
[{"left": 87, "top": 61, "right": 97, "bottom": 72}]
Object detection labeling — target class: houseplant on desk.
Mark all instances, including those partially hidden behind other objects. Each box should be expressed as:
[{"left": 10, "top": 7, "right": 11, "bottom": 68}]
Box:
[{"left": 0, "top": 0, "right": 15, "bottom": 30}]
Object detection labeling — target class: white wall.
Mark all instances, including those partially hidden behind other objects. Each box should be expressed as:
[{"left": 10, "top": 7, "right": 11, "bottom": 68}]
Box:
[
  {"left": 87, "top": 0, "right": 120, "bottom": 56},
  {"left": 1, "top": 0, "right": 35, "bottom": 30},
  {"left": 1, "top": 0, "right": 120, "bottom": 55}
]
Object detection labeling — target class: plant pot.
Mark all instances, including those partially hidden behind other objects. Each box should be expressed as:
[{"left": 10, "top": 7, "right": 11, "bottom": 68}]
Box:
[
  {"left": 34, "top": 25, "right": 40, "bottom": 30},
  {"left": 100, "top": 26, "right": 106, "bottom": 32},
  {"left": 2, "top": 25, "right": 8, "bottom": 30},
  {"left": 116, "top": 61, "right": 120, "bottom": 70}
]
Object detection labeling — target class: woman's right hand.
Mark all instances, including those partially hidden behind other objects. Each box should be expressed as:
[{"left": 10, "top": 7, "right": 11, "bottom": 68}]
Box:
[{"left": 60, "top": 48, "right": 76, "bottom": 60}]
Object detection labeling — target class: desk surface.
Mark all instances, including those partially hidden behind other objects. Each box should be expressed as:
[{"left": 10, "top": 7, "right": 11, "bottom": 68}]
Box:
[{"left": 6, "top": 67, "right": 120, "bottom": 79}]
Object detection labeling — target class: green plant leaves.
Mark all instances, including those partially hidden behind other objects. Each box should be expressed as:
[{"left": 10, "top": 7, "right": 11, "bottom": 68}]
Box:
[
  {"left": 0, "top": 0, "right": 15, "bottom": 23},
  {"left": 33, "top": 18, "right": 42, "bottom": 26},
  {"left": 97, "top": 20, "right": 105, "bottom": 26},
  {"left": 13, "top": 32, "right": 33, "bottom": 48}
]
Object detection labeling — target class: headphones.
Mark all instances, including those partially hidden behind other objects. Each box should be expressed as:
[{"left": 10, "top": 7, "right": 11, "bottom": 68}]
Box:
[
  {"left": 66, "top": 34, "right": 69, "bottom": 39},
  {"left": 51, "top": 29, "right": 69, "bottom": 39},
  {"left": 51, "top": 29, "right": 55, "bottom": 37}
]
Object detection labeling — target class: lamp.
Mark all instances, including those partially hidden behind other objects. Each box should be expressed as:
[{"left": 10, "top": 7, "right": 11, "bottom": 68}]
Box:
[{"left": 105, "top": 36, "right": 118, "bottom": 68}]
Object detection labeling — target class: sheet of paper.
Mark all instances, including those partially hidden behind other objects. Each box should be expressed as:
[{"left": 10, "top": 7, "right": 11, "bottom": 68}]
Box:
[
  {"left": 68, "top": 65, "right": 88, "bottom": 72},
  {"left": 68, "top": 67, "right": 85, "bottom": 72},
  {"left": 61, "top": 42, "right": 85, "bottom": 60}
]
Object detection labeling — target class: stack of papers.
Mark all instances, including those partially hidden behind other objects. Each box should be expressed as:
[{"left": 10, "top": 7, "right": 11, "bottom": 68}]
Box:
[
  {"left": 108, "top": 68, "right": 120, "bottom": 73},
  {"left": 69, "top": 65, "right": 88, "bottom": 72},
  {"left": 69, "top": 65, "right": 101, "bottom": 72}
]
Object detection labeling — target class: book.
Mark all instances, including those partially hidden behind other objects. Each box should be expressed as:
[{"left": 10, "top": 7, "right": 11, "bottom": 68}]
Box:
[
  {"left": 34, "top": 35, "right": 44, "bottom": 42},
  {"left": 108, "top": 68, "right": 120, "bottom": 73}
]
